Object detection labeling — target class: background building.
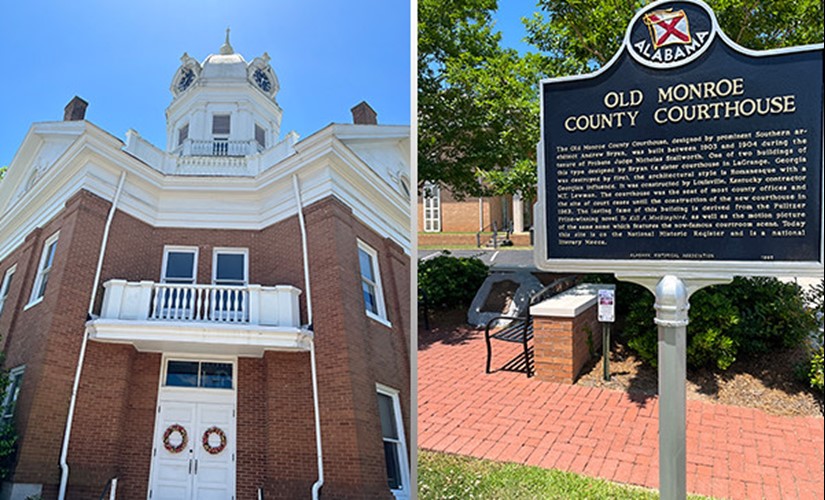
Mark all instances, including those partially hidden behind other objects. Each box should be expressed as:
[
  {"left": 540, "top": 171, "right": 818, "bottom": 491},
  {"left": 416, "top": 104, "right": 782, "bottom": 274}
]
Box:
[
  {"left": 418, "top": 183, "right": 531, "bottom": 248},
  {"left": 0, "top": 37, "right": 410, "bottom": 500}
]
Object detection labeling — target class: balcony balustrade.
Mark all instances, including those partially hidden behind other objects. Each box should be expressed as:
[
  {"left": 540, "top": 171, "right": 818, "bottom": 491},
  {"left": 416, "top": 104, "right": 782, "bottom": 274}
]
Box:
[
  {"left": 176, "top": 139, "right": 262, "bottom": 157},
  {"left": 87, "top": 280, "right": 309, "bottom": 355}
]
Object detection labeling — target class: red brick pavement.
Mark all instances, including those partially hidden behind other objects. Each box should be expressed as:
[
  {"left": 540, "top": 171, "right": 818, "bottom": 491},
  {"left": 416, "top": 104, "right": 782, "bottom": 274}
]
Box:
[{"left": 418, "top": 330, "right": 825, "bottom": 499}]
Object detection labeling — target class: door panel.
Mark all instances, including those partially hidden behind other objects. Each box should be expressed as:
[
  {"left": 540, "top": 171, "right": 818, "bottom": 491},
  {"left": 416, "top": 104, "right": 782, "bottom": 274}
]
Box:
[
  {"left": 193, "top": 403, "right": 235, "bottom": 499},
  {"left": 152, "top": 402, "right": 196, "bottom": 500},
  {"left": 150, "top": 399, "right": 235, "bottom": 500}
]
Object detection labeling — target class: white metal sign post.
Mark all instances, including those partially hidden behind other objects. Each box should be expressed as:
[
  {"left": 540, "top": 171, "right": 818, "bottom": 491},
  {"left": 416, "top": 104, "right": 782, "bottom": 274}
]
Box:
[
  {"left": 598, "top": 287, "right": 615, "bottom": 380},
  {"left": 534, "top": 1, "right": 823, "bottom": 498}
]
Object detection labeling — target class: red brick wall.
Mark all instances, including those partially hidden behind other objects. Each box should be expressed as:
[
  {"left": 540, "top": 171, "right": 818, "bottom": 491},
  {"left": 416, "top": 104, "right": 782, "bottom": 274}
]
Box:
[
  {"left": 0, "top": 191, "right": 109, "bottom": 487},
  {"left": 533, "top": 305, "right": 601, "bottom": 384},
  {"left": 417, "top": 186, "right": 509, "bottom": 233},
  {"left": 1, "top": 190, "right": 409, "bottom": 499}
]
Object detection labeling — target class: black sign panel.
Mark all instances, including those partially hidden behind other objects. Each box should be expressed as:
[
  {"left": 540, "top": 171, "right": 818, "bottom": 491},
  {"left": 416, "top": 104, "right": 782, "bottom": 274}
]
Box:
[{"left": 540, "top": 0, "right": 823, "bottom": 267}]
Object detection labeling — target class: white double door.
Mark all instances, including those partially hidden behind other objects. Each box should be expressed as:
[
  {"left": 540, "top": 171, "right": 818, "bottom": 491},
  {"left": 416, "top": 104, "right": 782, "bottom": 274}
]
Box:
[{"left": 149, "top": 397, "right": 235, "bottom": 500}]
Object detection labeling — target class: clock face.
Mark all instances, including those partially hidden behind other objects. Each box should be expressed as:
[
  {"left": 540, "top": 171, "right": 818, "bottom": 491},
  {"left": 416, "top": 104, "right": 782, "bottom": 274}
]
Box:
[
  {"left": 253, "top": 68, "right": 272, "bottom": 92},
  {"left": 177, "top": 68, "right": 194, "bottom": 92}
]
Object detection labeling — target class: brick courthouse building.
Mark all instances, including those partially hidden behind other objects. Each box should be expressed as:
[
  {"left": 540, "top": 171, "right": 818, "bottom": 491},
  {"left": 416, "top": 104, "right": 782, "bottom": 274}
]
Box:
[{"left": 0, "top": 37, "right": 410, "bottom": 500}]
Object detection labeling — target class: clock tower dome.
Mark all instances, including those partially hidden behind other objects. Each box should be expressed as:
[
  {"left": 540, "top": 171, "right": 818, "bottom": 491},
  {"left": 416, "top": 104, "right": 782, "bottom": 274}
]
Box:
[{"left": 165, "top": 29, "right": 283, "bottom": 157}]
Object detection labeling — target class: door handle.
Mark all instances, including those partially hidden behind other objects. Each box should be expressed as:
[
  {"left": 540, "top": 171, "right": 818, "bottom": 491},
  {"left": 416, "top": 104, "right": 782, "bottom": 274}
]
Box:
[
  {"left": 194, "top": 459, "right": 198, "bottom": 475},
  {"left": 188, "top": 459, "right": 192, "bottom": 474}
]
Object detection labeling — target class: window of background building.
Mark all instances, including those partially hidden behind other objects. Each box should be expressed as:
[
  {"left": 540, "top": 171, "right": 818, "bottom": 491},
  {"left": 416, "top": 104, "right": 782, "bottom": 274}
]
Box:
[{"left": 423, "top": 182, "right": 441, "bottom": 232}]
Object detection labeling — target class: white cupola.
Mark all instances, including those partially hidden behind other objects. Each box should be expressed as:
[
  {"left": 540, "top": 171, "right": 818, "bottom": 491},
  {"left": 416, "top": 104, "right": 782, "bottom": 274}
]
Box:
[{"left": 165, "top": 29, "right": 283, "bottom": 157}]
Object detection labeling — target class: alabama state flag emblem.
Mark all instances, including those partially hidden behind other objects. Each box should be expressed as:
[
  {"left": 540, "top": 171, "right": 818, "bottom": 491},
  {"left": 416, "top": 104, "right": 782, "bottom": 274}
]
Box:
[{"left": 643, "top": 9, "right": 692, "bottom": 50}]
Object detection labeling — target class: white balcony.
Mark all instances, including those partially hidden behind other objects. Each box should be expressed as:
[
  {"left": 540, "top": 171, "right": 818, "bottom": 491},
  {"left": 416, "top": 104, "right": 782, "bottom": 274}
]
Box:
[
  {"left": 183, "top": 139, "right": 262, "bottom": 157},
  {"left": 86, "top": 280, "right": 311, "bottom": 356}
]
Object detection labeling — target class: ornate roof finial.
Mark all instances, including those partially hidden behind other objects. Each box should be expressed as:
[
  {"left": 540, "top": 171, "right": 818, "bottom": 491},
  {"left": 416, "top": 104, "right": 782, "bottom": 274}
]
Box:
[{"left": 220, "top": 27, "right": 234, "bottom": 55}]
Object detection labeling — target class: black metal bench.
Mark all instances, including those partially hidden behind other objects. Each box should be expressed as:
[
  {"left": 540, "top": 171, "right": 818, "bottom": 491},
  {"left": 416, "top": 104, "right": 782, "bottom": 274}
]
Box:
[
  {"left": 484, "top": 315, "right": 534, "bottom": 377},
  {"left": 483, "top": 276, "right": 580, "bottom": 378}
]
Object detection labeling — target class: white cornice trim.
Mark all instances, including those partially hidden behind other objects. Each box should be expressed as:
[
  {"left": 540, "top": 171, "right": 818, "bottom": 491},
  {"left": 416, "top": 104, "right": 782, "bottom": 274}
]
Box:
[{"left": 0, "top": 122, "right": 410, "bottom": 263}]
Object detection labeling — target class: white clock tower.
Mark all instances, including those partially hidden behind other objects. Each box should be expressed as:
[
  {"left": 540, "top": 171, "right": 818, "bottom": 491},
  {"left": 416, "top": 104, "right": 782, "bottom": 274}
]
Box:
[{"left": 165, "top": 29, "right": 283, "bottom": 157}]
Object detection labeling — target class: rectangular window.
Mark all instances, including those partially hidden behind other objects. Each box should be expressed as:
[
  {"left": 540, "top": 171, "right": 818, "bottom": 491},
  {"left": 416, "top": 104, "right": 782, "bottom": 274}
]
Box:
[
  {"left": 423, "top": 182, "right": 441, "bottom": 232},
  {"left": 357, "top": 240, "right": 388, "bottom": 324},
  {"left": 255, "top": 124, "right": 266, "bottom": 150},
  {"left": 178, "top": 123, "right": 189, "bottom": 146},
  {"left": 212, "top": 248, "right": 248, "bottom": 321},
  {"left": 162, "top": 246, "right": 198, "bottom": 284},
  {"left": 212, "top": 248, "right": 248, "bottom": 286},
  {"left": 377, "top": 385, "right": 409, "bottom": 498},
  {"left": 160, "top": 246, "right": 198, "bottom": 316},
  {"left": 212, "top": 114, "right": 231, "bottom": 136},
  {"left": 0, "top": 265, "right": 16, "bottom": 318},
  {"left": 1, "top": 366, "right": 25, "bottom": 424},
  {"left": 164, "top": 360, "right": 233, "bottom": 390},
  {"left": 28, "top": 232, "right": 59, "bottom": 306}
]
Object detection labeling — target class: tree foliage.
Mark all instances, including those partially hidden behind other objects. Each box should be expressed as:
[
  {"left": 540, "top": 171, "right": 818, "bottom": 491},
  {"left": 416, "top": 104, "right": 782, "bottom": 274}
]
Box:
[
  {"left": 0, "top": 165, "right": 7, "bottom": 181},
  {"left": 526, "top": 0, "right": 824, "bottom": 71},
  {"left": 418, "top": 0, "right": 555, "bottom": 200},
  {"left": 420, "top": 0, "right": 823, "bottom": 199}
]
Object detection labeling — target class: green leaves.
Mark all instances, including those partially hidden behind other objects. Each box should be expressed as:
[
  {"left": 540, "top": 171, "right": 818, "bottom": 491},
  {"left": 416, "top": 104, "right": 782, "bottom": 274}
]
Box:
[
  {"left": 419, "top": 0, "right": 823, "bottom": 199},
  {"left": 419, "top": 253, "right": 489, "bottom": 310},
  {"left": 419, "top": 1, "right": 551, "bottom": 200},
  {"left": 624, "top": 277, "right": 817, "bottom": 371}
]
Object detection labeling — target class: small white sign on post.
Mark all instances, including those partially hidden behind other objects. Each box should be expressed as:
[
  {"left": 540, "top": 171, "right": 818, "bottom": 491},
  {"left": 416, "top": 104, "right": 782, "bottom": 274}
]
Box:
[{"left": 598, "top": 289, "right": 615, "bottom": 323}]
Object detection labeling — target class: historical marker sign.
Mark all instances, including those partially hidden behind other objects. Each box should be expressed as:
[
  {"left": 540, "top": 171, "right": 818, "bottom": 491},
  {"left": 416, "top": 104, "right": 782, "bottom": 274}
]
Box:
[{"left": 535, "top": 0, "right": 823, "bottom": 277}]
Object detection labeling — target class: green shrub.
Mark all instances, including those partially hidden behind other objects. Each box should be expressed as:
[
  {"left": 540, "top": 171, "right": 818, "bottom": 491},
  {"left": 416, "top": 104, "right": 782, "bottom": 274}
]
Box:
[
  {"left": 621, "top": 277, "right": 816, "bottom": 371},
  {"left": 418, "top": 252, "right": 489, "bottom": 310}
]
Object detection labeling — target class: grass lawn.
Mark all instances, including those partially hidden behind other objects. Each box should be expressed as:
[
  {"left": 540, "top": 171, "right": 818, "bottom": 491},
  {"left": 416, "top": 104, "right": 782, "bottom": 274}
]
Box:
[{"left": 418, "top": 450, "right": 712, "bottom": 499}]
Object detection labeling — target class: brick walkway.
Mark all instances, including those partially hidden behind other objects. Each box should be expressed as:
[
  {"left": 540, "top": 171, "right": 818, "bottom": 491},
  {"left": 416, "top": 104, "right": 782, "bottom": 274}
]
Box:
[{"left": 418, "top": 329, "right": 825, "bottom": 499}]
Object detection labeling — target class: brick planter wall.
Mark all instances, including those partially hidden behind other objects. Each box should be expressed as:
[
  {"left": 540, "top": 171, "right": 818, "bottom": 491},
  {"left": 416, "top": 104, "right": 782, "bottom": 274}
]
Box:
[{"left": 530, "top": 284, "right": 607, "bottom": 384}]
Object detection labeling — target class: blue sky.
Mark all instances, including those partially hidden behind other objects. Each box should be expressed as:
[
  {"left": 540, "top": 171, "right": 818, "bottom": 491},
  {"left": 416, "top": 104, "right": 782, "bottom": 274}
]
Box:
[
  {"left": 0, "top": 1, "right": 411, "bottom": 167},
  {"left": 494, "top": 1, "right": 540, "bottom": 54}
]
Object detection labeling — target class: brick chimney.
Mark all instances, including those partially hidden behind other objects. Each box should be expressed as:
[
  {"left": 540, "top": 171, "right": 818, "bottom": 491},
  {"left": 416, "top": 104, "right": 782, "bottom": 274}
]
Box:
[
  {"left": 351, "top": 101, "right": 377, "bottom": 125},
  {"left": 64, "top": 96, "right": 88, "bottom": 121}
]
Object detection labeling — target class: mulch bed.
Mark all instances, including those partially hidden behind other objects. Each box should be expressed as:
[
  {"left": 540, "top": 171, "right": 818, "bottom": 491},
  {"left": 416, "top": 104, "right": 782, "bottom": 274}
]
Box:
[
  {"left": 420, "top": 310, "right": 824, "bottom": 418},
  {"left": 578, "top": 342, "right": 824, "bottom": 417}
]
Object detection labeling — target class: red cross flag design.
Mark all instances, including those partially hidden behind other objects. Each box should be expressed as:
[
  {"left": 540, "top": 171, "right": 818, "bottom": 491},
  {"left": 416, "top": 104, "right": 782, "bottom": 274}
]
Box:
[{"left": 643, "top": 9, "right": 692, "bottom": 50}]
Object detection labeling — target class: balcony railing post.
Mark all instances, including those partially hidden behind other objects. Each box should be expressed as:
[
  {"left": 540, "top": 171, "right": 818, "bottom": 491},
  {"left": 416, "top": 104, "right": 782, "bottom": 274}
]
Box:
[
  {"left": 100, "top": 280, "right": 127, "bottom": 319},
  {"left": 247, "top": 285, "right": 262, "bottom": 325},
  {"left": 136, "top": 281, "right": 154, "bottom": 321}
]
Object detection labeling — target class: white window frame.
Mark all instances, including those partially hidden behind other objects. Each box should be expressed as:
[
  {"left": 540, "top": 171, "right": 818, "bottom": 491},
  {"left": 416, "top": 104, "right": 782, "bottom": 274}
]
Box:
[
  {"left": 161, "top": 357, "right": 236, "bottom": 391},
  {"left": 0, "top": 264, "right": 16, "bottom": 318},
  {"left": 1, "top": 365, "right": 25, "bottom": 424},
  {"left": 211, "top": 248, "right": 249, "bottom": 286},
  {"left": 357, "top": 240, "right": 390, "bottom": 327},
  {"left": 254, "top": 123, "right": 266, "bottom": 150},
  {"left": 26, "top": 231, "right": 59, "bottom": 309},
  {"left": 376, "top": 384, "right": 410, "bottom": 500},
  {"left": 177, "top": 123, "right": 189, "bottom": 147},
  {"left": 212, "top": 114, "right": 231, "bottom": 138},
  {"left": 161, "top": 246, "right": 199, "bottom": 284},
  {"left": 423, "top": 182, "right": 441, "bottom": 232}
]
